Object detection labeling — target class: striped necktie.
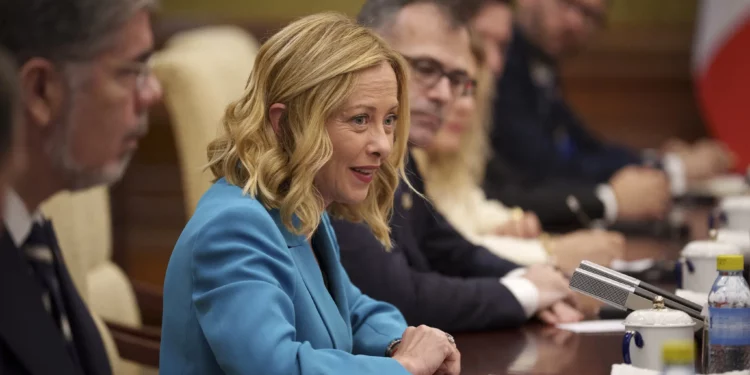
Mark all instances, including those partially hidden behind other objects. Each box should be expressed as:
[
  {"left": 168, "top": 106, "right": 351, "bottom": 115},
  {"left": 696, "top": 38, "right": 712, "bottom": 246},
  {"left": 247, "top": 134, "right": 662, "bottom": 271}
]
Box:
[{"left": 23, "top": 219, "right": 82, "bottom": 368}]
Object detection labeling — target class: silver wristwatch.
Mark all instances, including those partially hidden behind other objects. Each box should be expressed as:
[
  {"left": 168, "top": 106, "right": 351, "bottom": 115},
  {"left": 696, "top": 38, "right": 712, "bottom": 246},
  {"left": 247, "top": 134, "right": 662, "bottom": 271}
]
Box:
[{"left": 385, "top": 338, "right": 402, "bottom": 357}]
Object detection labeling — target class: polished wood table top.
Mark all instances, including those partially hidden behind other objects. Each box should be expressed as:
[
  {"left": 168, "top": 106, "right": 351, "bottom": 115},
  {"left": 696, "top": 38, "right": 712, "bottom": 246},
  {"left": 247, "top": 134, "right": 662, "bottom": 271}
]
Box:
[
  {"left": 107, "top": 206, "right": 716, "bottom": 372},
  {"left": 457, "top": 325, "right": 621, "bottom": 375},
  {"left": 455, "top": 206, "right": 713, "bottom": 375}
]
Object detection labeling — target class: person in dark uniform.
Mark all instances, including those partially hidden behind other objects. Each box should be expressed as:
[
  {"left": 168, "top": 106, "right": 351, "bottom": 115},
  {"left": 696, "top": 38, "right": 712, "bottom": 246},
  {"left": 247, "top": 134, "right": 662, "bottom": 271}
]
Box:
[
  {"left": 486, "top": 0, "right": 734, "bottom": 226},
  {"left": 464, "top": 0, "right": 667, "bottom": 228},
  {"left": 0, "top": 0, "right": 162, "bottom": 373}
]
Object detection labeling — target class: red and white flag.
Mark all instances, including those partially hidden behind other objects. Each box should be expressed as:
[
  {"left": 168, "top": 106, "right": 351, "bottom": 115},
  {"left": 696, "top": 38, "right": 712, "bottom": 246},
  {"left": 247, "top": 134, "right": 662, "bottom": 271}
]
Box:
[{"left": 694, "top": 0, "right": 750, "bottom": 170}]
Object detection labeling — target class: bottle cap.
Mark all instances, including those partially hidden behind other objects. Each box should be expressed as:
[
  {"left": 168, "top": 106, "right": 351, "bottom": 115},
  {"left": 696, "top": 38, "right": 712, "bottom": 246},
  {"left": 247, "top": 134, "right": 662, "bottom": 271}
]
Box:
[
  {"left": 717, "top": 254, "right": 744, "bottom": 271},
  {"left": 662, "top": 340, "right": 694, "bottom": 365}
]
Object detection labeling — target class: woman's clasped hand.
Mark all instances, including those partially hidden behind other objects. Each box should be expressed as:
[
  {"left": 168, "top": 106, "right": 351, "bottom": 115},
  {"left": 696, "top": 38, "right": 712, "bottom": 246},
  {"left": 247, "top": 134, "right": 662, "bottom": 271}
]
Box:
[{"left": 393, "top": 326, "right": 461, "bottom": 375}]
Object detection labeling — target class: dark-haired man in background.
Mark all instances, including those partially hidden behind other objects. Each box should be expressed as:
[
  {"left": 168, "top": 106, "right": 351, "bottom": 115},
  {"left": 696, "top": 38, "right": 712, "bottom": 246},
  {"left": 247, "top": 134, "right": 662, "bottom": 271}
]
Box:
[
  {"left": 0, "top": 0, "right": 162, "bottom": 374},
  {"left": 461, "top": 0, "right": 668, "bottom": 229},
  {"left": 486, "top": 0, "right": 734, "bottom": 228}
]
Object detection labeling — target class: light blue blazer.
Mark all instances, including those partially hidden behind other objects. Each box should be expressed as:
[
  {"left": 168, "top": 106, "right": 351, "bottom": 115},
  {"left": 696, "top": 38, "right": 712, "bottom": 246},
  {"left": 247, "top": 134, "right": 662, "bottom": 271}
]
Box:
[{"left": 160, "top": 178, "right": 410, "bottom": 375}]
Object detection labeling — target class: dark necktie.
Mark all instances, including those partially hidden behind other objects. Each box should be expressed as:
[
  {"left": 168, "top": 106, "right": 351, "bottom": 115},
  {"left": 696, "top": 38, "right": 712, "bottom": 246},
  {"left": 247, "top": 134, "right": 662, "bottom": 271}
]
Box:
[
  {"left": 23, "top": 219, "right": 82, "bottom": 368},
  {"left": 532, "top": 63, "right": 576, "bottom": 159},
  {"left": 533, "top": 63, "right": 560, "bottom": 121}
]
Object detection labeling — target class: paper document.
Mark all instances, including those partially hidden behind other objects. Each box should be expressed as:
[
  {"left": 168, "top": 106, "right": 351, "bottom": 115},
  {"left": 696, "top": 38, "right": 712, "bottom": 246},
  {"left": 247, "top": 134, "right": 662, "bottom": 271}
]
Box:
[
  {"left": 556, "top": 319, "right": 625, "bottom": 333},
  {"left": 687, "top": 174, "right": 748, "bottom": 197},
  {"left": 675, "top": 289, "right": 709, "bottom": 308},
  {"left": 610, "top": 258, "right": 655, "bottom": 273},
  {"left": 612, "top": 364, "right": 750, "bottom": 375}
]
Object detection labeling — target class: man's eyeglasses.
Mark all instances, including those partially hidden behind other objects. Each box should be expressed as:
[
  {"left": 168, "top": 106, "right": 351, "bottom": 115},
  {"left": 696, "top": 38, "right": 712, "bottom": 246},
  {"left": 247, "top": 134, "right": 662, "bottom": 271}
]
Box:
[
  {"left": 402, "top": 55, "right": 475, "bottom": 97},
  {"left": 113, "top": 60, "right": 153, "bottom": 93},
  {"left": 464, "top": 79, "right": 478, "bottom": 97}
]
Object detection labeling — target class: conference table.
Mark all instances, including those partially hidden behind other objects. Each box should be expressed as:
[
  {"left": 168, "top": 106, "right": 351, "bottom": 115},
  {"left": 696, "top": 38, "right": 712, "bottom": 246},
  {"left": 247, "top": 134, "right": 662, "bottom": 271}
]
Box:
[
  {"left": 109, "top": 204, "right": 714, "bottom": 374},
  {"left": 455, "top": 204, "right": 713, "bottom": 375}
]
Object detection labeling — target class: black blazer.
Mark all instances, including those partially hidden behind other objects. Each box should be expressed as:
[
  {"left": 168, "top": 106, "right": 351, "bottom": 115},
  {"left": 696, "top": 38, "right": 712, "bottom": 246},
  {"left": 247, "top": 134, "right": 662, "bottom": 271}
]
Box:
[
  {"left": 489, "top": 26, "right": 641, "bottom": 184},
  {"left": 0, "top": 227, "right": 112, "bottom": 375},
  {"left": 332, "top": 153, "right": 528, "bottom": 333},
  {"left": 483, "top": 155, "right": 606, "bottom": 231}
]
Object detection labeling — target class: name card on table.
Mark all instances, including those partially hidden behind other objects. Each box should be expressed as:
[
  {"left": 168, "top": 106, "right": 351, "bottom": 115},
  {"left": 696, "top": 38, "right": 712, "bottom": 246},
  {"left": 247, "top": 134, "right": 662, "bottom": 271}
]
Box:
[
  {"left": 556, "top": 320, "right": 626, "bottom": 334},
  {"left": 612, "top": 364, "right": 750, "bottom": 375}
]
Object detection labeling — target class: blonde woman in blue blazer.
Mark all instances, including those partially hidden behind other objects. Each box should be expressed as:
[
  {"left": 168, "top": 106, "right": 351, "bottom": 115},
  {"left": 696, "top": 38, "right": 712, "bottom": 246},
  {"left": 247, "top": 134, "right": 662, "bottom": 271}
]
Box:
[{"left": 160, "top": 12, "right": 460, "bottom": 375}]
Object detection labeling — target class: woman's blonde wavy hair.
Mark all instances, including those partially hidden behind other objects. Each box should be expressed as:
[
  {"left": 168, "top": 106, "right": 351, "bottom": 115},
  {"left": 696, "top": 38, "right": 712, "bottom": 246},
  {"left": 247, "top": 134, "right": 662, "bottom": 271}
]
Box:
[
  {"left": 206, "top": 12, "right": 411, "bottom": 249},
  {"left": 415, "top": 29, "right": 495, "bottom": 192}
]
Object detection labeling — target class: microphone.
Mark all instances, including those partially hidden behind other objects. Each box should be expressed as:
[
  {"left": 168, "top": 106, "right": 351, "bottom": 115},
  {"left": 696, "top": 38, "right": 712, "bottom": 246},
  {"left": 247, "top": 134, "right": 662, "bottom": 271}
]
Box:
[
  {"left": 569, "top": 268, "right": 704, "bottom": 330},
  {"left": 570, "top": 269, "right": 651, "bottom": 311},
  {"left": 578, "top": 261, "right": 703, "bottom": 314},
  {"left": 565, "top": 195, "right": 593, "bottom": 228}
]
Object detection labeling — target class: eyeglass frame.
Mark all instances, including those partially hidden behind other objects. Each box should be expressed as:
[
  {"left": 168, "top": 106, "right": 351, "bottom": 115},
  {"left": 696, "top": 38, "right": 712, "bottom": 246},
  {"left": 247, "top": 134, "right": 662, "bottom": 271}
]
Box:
[
  {"left": 65, "top": 55, "right": 154, "bottom": 94},
  {"left": 111, "top": 59, "right": 153, "bottom": 93},
  {"left": 400, "top": 54, "right": 476, "bottom": 98}
]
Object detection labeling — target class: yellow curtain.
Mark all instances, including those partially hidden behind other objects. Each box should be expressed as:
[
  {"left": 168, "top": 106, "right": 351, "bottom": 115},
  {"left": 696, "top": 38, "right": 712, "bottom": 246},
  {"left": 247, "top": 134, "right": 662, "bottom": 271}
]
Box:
[
  {"left": 160, "top": 0, "right": 697, "bottom": 26},
  {"left": 609, "top": 0, "right": 697, "bottom": 25}
]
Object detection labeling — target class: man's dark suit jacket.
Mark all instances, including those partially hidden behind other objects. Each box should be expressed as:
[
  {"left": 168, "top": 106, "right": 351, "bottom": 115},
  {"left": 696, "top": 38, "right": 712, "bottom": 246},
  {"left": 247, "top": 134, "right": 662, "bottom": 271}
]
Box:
[
  {"left": 490, "top": 26, "right": 642, "bottom": 185},
  {"left": 0, "top": 228, "right": 112, "bottom": 375},
  {"left": 331, "top": 153, "right": 528, "bottom": 333},
  {"left": 483, "top": 155, "right": 605, "bottom": 230}
]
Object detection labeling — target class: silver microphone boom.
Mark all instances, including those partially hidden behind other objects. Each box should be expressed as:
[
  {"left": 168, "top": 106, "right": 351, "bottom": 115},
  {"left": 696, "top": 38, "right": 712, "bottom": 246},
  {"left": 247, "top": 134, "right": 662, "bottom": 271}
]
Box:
[
  {"left": 570, "top": 268, "right": 704, "bottom": 330},
  {"left": 579, "top": 260, "right": 703, "bottom": 314}
]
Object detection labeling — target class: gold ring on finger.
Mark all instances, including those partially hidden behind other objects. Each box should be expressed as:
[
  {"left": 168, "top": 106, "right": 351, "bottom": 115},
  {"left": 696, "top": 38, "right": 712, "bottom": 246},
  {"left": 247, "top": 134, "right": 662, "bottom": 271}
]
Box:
[{"left": 510, "top": 207, "right": 524, "bottom": 221}]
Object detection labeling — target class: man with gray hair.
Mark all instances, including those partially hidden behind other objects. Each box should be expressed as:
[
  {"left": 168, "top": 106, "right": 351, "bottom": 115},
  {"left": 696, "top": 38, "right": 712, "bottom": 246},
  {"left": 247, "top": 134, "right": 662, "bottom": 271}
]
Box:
[{"left": 0, "top": 0, "right": 162, "bottom": 374}]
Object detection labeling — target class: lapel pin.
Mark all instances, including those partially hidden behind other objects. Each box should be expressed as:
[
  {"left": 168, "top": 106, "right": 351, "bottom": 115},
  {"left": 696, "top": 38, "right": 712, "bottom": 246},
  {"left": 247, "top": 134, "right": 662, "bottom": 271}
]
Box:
[{"left": 401, "top": 192, "right": 413, "bottom": 211}]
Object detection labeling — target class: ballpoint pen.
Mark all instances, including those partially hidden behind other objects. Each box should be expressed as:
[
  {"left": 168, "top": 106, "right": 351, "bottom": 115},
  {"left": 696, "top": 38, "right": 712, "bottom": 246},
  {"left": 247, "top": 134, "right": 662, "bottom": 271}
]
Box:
[{"left": 566, "top": 194, "right": 596, "bottom": 229}]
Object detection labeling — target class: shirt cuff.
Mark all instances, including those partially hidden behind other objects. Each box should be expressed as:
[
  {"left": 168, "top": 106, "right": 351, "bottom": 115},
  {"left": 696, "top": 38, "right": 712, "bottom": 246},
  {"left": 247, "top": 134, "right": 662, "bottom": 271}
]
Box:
[
  {"left": 595, "top": 184, "right": 618, "bottom": 223},
  {"left": 479, "top": 236, "right": 550, "bottom": 266},
  {"left": 662, "top": 153, "right": 687, "bottom": 196},
  {"left": 500, "top": 270, "right": 539, "bottom": 318},
  {"left": 504, "top": 267, "right": 527, "bottom": 279}
]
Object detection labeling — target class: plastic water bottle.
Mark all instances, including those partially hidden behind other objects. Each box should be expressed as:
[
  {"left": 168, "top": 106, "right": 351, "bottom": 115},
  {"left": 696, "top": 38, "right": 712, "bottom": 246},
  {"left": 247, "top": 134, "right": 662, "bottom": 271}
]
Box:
[
  {"left": 707, "top": 254, "right": 750, "bottom": 372},
  {"left": 661, "top": 340, "right": 695, "bottom": 375}
]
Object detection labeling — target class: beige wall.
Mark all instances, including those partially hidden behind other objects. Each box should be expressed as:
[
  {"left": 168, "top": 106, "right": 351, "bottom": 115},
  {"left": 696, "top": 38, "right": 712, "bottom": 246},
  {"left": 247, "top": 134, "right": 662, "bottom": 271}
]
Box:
[
  {"left": 161, "top": 0, "right": 697, "bottom": 24},
  {"left": 160, "top": 0, "right": 366, "bottom": 19},
  {"left": 609, "top": 0, "right": 696, "bottom": 25}
]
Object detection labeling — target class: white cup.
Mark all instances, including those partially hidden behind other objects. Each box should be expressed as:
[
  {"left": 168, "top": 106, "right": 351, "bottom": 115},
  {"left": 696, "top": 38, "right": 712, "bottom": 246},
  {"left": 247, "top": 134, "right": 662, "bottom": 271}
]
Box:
[
  {"left": 622, "top": 297, "right": 696, "bottom": 371},
  {"left": 718, "top": 196, "right": 750, "bottom": 230},
  {"left": 679, "top": 240, "right": 741, "bottom": 294},
  {"left": 715, "top": 228, "right": 750, "bottom": 254}
]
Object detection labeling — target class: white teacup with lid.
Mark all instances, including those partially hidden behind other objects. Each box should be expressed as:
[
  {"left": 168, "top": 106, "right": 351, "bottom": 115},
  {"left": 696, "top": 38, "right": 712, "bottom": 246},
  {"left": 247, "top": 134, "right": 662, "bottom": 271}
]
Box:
[
  {"left": 622, "top": 296, "right": 696, "bottom": 371},
  {"left": 715, "top": 228, "right": 750, "bottom": 254},
  {"left": 718, "top": 196, "right": 750, "bottom": 230},
  {"left": 679, "top": 240, "right": 741, "bottom": 294}
]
